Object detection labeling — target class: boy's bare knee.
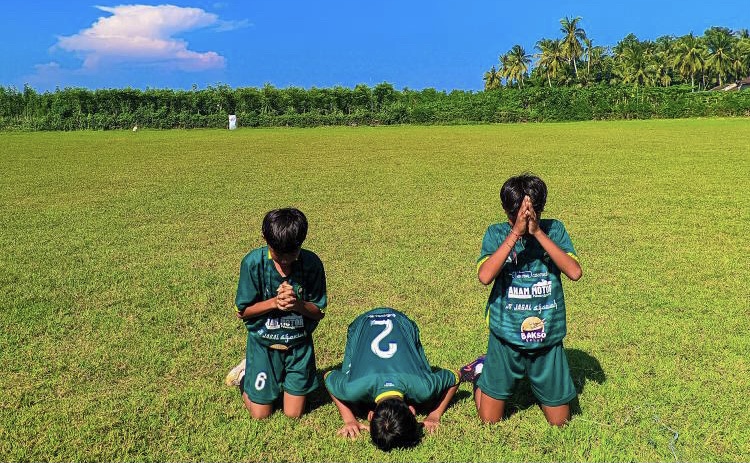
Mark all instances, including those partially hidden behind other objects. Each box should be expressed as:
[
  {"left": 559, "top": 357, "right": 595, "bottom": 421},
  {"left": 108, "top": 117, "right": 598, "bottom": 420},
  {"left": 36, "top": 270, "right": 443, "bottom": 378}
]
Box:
[
  {"left": 250, "top": 408, "right": 273, "bottom": 420},
  {"left": 546, "top": 417, "right": 568, "bottom": 427},
  {"left": 479, "top": 415, "right": 502, "bottom": 424},
  {"left": 478, "top": 409, "right": 503, "bottom": 424}
]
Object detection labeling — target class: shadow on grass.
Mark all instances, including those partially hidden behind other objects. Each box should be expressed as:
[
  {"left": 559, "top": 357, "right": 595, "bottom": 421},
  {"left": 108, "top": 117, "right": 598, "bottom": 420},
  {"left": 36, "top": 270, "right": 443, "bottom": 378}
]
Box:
[
  {"left": 502, "top": 348, "right": 606, "bottom": 420},
  {"left": 304, "top": 363, "right": 341, "bottom": 414}
]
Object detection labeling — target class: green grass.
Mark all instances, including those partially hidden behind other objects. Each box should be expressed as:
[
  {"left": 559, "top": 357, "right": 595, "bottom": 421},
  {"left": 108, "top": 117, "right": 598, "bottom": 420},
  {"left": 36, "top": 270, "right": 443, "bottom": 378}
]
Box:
[{"left": 1, "top": 119, "right": 749, "bottom": 462}]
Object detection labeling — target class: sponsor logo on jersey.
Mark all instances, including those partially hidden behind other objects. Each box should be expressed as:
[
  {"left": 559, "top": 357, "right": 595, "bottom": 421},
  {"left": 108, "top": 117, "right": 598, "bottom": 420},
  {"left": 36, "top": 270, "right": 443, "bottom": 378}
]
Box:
[
  {"left": 508, "top": 279, "right": 551, "bottom": 299},
  {"left": 265, "top": 314, "right": 304, "bottom": 330},
  {"left": 508, "top": 286, "right": 532, "bottom": 299},
  {"left": 505, "top": 300, "right": 559, "bottom": 312},
  {"left": 520, "top": 316, "right": 546, "bottom": 342},
  {"left": 531, "top": 280, "right": 552, "bottom": 297},
  {"left": 513, "top": 270, "right": 549, "bottom": 279}
]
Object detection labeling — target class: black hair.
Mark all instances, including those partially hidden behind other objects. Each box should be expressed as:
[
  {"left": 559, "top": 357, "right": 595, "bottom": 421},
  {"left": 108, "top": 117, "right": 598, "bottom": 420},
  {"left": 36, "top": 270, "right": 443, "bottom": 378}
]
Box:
[
  {"left": 261, "top": 208, "right": 308, "bottom": 253},
  {"left": 370, "top": 398, "right": 421, "bottom": 452},
  {"left": 500, "top": 173, "right": 547, "bottom": 220}
]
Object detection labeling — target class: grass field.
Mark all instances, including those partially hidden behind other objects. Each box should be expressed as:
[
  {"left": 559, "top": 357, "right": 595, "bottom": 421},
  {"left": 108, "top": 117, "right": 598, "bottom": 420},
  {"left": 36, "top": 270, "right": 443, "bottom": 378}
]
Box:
[{"left": 1, "top": 119, "right": 749, "bottom": 462}]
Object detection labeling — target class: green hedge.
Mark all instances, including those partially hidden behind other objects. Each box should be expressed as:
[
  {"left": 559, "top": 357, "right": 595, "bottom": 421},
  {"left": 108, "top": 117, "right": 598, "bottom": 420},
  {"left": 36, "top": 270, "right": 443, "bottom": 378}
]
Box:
[{"left": 1, "top": 84, "right": 749, "bottom": 130}]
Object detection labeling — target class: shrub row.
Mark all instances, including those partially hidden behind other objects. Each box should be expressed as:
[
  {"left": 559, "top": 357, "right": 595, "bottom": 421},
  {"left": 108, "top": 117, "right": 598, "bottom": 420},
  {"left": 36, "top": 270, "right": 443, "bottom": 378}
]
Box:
[{"left": 1, "top": 84, "right": 749, "bottom": 130}]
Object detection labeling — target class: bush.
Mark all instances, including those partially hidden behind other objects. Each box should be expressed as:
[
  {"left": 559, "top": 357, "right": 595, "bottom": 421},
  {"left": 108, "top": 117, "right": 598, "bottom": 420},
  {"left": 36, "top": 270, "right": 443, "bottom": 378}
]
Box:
[{"left": 3, "top": 84, "right": 750, "bottom": 131}]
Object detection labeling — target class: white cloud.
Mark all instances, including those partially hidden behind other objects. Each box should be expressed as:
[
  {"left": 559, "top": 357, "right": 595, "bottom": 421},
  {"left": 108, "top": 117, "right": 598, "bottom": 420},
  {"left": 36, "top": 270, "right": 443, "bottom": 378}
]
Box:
[
  {"left": 55, "top": 4, "right": 226, "bottom": 72},
  {"left": 215, "top": 18, "right": 252, "bottom": 32}
]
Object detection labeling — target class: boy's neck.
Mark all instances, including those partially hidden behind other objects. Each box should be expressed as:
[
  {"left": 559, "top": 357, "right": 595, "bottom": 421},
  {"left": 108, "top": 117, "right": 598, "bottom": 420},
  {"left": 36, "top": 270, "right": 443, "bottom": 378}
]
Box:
[{"left": 274, "top": 261, "right": 293, "bottom": 277}]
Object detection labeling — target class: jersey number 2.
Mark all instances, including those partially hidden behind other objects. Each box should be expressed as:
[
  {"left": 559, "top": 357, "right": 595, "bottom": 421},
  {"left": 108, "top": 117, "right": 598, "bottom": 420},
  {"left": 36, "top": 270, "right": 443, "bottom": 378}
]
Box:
[{"left": 370, "top": 319, "right": 397, "bottom": 359}]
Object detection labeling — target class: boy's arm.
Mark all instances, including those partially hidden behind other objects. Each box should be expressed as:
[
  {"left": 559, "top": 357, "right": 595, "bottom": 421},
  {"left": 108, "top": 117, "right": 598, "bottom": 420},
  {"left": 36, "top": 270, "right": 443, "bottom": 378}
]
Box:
[
  {"left": 236, "top": 256, "right": 279, "bottom": 319},
  {"left": 326, "top": 379, "right": 369, "bottom": 438},
  {"left": 477, "top": 233, "right": 519, "bottom": 285},
  {"left": 527, "top": 210, "right": 582, "bottom": 281},
  {"left": 276, "top": 281, "right": 325, "bottom": 320},
  {"left": 478, "top": 200, "right": 531, "bottom": 285},
  {"left": 530, "top": 228, "right": 582, "bottom": 280},
  {"left": 421, "top": 381, "right": 459, "bottom": 433},
  {"left": 289, "top": 300, "right": 325, "bottom": 320},
  {"left": 236, "top": 297, "right": 279, "bottom": 319}
]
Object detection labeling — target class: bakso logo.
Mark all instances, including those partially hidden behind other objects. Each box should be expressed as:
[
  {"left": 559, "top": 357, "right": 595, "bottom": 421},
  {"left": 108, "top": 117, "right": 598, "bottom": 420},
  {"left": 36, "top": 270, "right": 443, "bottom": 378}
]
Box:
[{"left": 520, "top": 316, "right": 546, "bottom": 342}]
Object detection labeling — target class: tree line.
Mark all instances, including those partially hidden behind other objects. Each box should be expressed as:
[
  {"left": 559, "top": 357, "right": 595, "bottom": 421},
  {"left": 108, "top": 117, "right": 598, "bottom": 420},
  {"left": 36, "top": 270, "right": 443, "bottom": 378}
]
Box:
[
  {"left": 485, "top": 18, "right": 750, "bottom": 91},
  {"left": 1, "top": 82, "right": 749, "bottom": 130}
]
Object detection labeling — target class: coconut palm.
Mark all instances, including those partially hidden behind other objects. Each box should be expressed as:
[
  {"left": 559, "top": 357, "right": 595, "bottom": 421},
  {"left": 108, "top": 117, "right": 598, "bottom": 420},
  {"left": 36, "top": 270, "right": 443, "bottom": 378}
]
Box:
[
  {"left": 704, "top": 27, "right": 736, "bottom": 86},
  {"left": 582, "top": 37, "right": 595, "bottom": 81},
  {"left": 498, "top": 53, "right": 513, "bottom": 87},
  {"left": 732, "top": 38, "right": 750, "bottom": 79},
  {"left": 560, "top": 16, "right": 586, "bottom": 79},
  {"left": 652, "top": 35, "right": 677, "bottom": 86},
  {"left": 535, "top": 38, "right": 565, "bottom": 87},
  {"left": 617, "top": 44, "right": 656, "bottom": 87},
  {"left": 508, "top": 44, "right": 532, "bottom": 88},
  {"left": 673, "top": 33, "right": 706, "bottom": 91},
  {"left": 483, "top": 66, "right": 501, "bottom": 90}
]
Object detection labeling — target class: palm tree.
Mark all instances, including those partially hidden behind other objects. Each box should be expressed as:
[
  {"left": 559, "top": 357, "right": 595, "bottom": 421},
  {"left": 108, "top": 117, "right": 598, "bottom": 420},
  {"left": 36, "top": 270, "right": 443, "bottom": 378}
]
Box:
[
  {"left": 617, "top": 44, "right": 656, "bottom": 87},
  {"left": 535, "top": 38, "right": 565, "bottom": 87},
  {"left": 732, "top": 38, "right": 750, "bottom": 79},
  {"left": 483, "top": 66, "right": 501, "bottom": 90},
  {"left": 704, "top": 27, "right": 736, "bottom": 87},
  {"left": 560, "top": 16, "right": 586, "bottom": 79},
  {"left": 583, "top": 37, "right": 594, "bottom": 81},
  {"left": 673, "top": 33, "right": 706, "bottom": 91},
  {"left": 508, "top": 44, "right": 532, "bottom": 88},
  {"left": 498, "top": 53, "right": 513, "bottom": 87},
  {"left": 654, "top": 35, "right": 676, "bottom": 86}
]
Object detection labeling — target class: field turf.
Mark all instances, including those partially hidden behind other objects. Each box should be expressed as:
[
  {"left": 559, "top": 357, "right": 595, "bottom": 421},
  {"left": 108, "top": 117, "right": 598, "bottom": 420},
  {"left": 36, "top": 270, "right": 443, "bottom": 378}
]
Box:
[{"left": 1, "top": 119, "right": 748, "bottom": 461}]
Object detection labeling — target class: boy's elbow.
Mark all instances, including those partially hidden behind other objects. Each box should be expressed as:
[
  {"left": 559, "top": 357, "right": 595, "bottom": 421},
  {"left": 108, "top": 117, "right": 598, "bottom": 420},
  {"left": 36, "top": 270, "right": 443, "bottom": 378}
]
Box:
[
  {"left": 477, "top": 273, "right": 492, "bottom": 286},
  {"left": 568, "top": 267, "right": 582, "bottom": 281}
]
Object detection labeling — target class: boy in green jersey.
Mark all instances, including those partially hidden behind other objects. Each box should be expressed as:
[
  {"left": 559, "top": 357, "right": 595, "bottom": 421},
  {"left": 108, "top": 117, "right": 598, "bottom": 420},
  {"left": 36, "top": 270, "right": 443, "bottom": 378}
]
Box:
[
  {"left": 325, "top": 308, "right": 459, "bottom": 451},
  {"left": 227, "top": 208, "right": 328, "bottom": 419},
  {"left": 467, "top": 173, "right": 582, "bottom": 426}
]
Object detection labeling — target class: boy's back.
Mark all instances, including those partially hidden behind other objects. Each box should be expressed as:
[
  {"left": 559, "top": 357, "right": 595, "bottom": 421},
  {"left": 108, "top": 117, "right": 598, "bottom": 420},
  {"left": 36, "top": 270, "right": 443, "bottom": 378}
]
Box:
[{"left": 325, "top": 308, "right": 456, "bottom": 405}]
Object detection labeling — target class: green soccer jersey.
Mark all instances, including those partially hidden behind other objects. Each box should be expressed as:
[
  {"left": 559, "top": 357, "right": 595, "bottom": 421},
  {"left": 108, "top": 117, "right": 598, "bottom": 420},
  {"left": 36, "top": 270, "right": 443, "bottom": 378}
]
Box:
[
  {"left": 235, "top": 246, "right": 327, "bottom": 348},
  {"left": 477, "top": 219, "right": 578, "bottom": 350},
  {"left": 325, "top": 308, "right": 458, "bottom": 404}
]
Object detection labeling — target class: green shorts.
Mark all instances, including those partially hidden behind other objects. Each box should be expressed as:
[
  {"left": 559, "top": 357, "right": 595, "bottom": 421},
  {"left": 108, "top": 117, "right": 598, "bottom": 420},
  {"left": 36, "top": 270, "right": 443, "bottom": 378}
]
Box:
[
  {"left": 476, "top": 335, "right": 576, "bottom": 407},
  {"left": 242, "top": 336, "right": 319, "bottom": 405}
]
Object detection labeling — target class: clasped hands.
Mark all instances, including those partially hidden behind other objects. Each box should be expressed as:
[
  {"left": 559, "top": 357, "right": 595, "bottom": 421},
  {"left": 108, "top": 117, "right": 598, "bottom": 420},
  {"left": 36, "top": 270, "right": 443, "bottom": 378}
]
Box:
[
  {"left": 275, "top": 281, "right": 299, "bottom": 312},
  {"left": 512, "top": 195, "right": 540, "bottom": 236}
]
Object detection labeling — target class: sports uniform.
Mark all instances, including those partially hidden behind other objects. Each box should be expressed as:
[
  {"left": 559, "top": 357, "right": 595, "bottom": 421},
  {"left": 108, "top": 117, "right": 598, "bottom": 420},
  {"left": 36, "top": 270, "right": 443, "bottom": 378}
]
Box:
[
  {"left": 325, "top": 308, "right": 458, "bottom": 406},
  {"left": 476, "top": 219, "right": 577, "bottom": 406},
  {"left": 236, "top": 246, "right": 327, "bottom": 404}
]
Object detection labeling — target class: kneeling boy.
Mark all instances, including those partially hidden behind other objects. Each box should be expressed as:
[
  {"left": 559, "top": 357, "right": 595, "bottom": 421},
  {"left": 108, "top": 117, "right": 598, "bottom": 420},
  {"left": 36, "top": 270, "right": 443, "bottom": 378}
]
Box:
[{"left": 325, "top": 307, "right": 459, "bottom": 451}]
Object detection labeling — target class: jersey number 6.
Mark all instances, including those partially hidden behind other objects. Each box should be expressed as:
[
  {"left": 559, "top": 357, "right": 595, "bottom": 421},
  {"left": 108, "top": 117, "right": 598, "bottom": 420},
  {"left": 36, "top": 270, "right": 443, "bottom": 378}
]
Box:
[{"left": 370, "top": 319, "right": 397, "bottom": 359}]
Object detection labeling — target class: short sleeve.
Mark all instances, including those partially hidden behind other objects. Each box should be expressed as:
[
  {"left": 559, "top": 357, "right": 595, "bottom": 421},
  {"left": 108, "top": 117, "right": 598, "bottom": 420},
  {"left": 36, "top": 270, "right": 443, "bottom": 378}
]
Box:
[
  {"left": 407, "top": 368, "right": 459, "bottom": 404},
  {"left": 548, "top": 220, "right": 577, "bottom": 258},
  {"left": 304, "top": 253, "right": 327, "bottom": 311},
  {"left": 325, "top": 371, "right": 370, "bottom": 403},
  {"left": 235, "top": 253, "right": 261, "bottom": 311},
  {"left": 480, "top": 226, "right": 500, "bottom": 260}
]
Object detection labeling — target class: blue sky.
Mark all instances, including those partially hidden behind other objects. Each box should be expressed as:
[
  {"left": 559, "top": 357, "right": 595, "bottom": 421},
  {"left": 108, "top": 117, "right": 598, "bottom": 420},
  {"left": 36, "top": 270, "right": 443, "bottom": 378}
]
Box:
[{"left": 2, "top": 1, "right": 749, "bottom": 92}]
